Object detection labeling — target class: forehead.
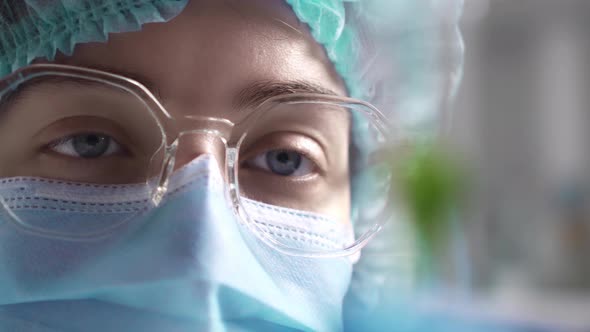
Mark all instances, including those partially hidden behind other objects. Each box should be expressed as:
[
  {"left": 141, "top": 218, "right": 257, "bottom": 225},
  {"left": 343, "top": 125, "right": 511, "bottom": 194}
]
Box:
[{"left": 44, "top": 0, "right": 346, "bottom": 116}]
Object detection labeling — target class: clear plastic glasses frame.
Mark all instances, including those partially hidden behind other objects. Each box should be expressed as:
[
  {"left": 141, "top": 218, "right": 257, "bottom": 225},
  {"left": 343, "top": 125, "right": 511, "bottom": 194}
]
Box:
[{"left": 0, "top": 64, "right": 395, "bottom": 258}]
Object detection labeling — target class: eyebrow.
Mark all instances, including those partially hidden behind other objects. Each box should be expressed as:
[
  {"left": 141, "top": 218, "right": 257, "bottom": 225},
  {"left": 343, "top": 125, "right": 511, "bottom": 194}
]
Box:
[
  {"left": 233, "top": 80, "right": 341, "bottom": 110},
  {"left": 0, "top": 74, "right": 156, "bottom": 114},
  {"left": 0, "top": 66, "right": 342, "bottom": 114},
  {"left": 70, "top": 65, "right": 342, "bottom": 109}
]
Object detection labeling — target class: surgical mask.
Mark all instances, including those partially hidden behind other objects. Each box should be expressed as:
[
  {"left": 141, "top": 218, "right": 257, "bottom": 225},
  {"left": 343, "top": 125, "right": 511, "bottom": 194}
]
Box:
[{"left": 0, "top": 154, "right": 355, "bottom": 331}]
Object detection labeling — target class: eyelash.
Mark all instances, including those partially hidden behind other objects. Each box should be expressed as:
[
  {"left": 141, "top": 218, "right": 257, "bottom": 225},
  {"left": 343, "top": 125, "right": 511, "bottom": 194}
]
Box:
[
  {"left": 46, "top": 133, "right": 124, "bottom": 158},
  {"left": 44, "top": 131, "right": 324, "bottom": 179},
  {"left": 243, "top": 149, "right": 317, "bottom": 178}
]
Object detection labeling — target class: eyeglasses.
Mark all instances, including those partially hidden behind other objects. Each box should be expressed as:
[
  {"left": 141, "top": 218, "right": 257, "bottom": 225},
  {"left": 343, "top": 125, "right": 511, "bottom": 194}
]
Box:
[{"left": 0, "top": 64, "right": 396, "bottom": 257}]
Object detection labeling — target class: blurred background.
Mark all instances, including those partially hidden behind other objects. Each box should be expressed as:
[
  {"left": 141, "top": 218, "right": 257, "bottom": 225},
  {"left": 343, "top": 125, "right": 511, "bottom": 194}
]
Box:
[{"left": 446, "top": 0, "right": 589, "bottom": 330}]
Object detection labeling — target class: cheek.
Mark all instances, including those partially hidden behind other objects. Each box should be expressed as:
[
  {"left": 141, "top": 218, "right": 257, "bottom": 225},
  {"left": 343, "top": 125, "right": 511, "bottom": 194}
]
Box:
[
  {"left": 238, "top": 172, "right": 351, "bottom": 224},
  {"left": 326, "top": 172, "right": 352, "bottom": 224}
]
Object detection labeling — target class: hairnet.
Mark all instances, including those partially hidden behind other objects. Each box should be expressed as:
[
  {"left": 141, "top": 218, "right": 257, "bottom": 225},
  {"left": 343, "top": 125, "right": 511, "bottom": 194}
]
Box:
[
  {"left": 0, "top": 0, "right": 465, "bottom": 329},
  {"left": 0, "top": 0, "right": 463, "bottom": 132}
]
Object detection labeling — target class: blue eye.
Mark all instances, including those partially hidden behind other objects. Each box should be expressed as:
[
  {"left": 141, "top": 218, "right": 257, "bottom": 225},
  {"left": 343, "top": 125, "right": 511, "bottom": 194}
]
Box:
[
  {"left": 247, "top": 149, "right": 315, "bottom": 177},
  {"left": 267, "top": 150, "right": 302, "bottom": 176},
  {"left": 50, "top": 133, "right": 122, "bottom": 159}
]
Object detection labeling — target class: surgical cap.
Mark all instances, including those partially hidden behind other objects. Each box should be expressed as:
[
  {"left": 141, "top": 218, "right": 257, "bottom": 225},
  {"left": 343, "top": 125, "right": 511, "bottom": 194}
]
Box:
[
  {"left": 0, "top": 0, "right": 464, "bottom": 329},
  {"left": 0, "top": 0, "right": 463, "bottom": 133}
]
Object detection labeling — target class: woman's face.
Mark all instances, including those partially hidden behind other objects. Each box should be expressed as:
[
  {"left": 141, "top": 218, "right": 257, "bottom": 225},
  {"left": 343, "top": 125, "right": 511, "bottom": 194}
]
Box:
[{"left": 0, "top": 0, "right": 352, "bottom": 222}]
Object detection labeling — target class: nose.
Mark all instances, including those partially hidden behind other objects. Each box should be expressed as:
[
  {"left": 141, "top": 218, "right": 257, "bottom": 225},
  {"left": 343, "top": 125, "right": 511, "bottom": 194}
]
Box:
[{"left": 172, "top": 133, "right": 228, "bottom": 176}]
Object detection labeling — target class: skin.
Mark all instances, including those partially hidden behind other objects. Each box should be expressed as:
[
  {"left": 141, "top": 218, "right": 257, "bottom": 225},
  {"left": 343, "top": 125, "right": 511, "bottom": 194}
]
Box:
[{"left": 0, "top": 0, "right": 351, "bottom": 222}]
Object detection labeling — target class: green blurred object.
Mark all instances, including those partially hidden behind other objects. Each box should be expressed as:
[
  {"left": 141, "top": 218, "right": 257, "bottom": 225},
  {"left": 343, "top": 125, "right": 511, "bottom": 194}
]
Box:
[{"left": 394, "top": 143, "right": 464, "bottom": 284}]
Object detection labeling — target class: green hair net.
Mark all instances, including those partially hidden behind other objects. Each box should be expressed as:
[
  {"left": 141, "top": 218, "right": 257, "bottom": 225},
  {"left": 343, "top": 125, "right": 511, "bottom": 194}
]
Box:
[
  {"left": 289, "top": 0, "right": 463, "bottom": 134},
  {"left": 0, "top": 0, "right": 463, "bottom": 133},
  {"left": 0, "top": 1, "right": 185, "bottom": 73}
]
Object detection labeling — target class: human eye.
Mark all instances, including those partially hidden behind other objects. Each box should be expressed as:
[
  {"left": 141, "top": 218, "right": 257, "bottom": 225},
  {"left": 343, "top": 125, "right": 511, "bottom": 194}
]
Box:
[
  {"left": 32, "top": 117, "right": 154, "bottom": 183},
  {"left": 239, "top": 131, "right": 329, "bottom": 179},
  {"left": 244, "top": 149, "right": 316, "bottom": 177},
  {"left": 48, "top": 132, "right": 125, "bottom": 159},
  {"left": 0, "top": 78, "right": 165, "bottom": 184}
]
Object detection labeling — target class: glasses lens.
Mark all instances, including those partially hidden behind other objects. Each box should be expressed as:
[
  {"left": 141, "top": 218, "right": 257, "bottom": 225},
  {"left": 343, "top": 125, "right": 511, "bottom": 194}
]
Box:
[
  {"left": 0, "top": 72, "right": 166, "bottom": 237},
  {"left": 237, "top": 99, "right": 392, "bottom": 255}
]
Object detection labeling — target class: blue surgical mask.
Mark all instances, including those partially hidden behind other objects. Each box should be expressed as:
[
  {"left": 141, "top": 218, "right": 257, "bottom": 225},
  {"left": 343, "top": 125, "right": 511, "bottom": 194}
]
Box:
[{"left": 0, "top": 155, "right": 355, "bottom": 331}]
